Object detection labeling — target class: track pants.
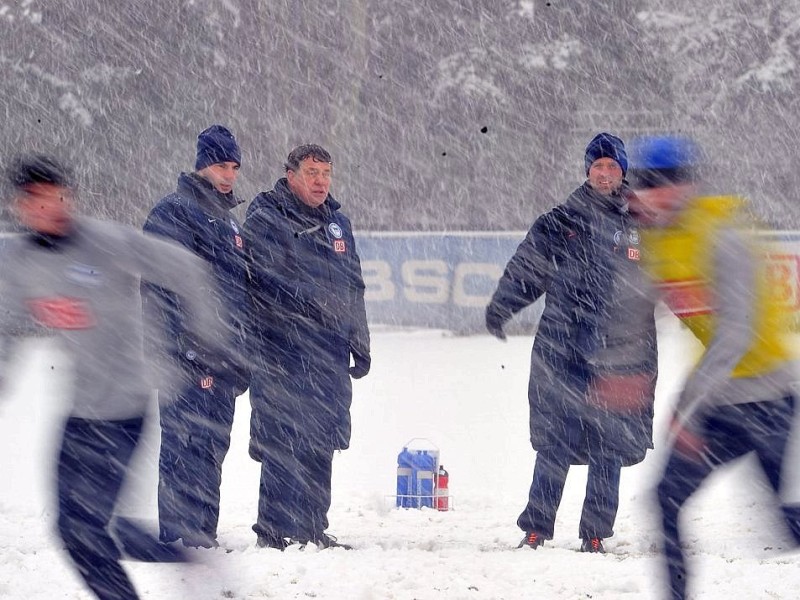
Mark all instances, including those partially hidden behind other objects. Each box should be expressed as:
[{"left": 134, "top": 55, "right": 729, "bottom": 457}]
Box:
[
  {"left": 253, "top": 437, "right": 334, "bottom": 543},
  {"left": 158, "top": 379, "right": 236, "bottom": 546},
  {"left": 657, "top": 396, "right": 800, "bottom": 600},
  {"left": 56, "top": 416, "right": 144, "bottom": 600}
]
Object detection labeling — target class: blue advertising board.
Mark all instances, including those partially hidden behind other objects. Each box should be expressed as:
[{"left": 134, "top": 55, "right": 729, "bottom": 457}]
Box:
[
  {"left": 356, "top": 230, "right": 800, "bottom": 333},
  {"left": 356, "top": 231, "right": 543, "bottom": 333}
]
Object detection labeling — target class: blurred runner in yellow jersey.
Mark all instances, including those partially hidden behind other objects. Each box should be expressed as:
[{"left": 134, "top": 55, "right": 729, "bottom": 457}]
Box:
[{"left": 628, "top": 135, "right": 800, "bottom": 600}]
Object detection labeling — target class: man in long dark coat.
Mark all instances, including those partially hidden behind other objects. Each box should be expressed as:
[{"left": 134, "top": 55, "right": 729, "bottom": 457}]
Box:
[
  {"left": 486, "top": 133, "right": 658, "bottom": 553},
  {"left": 244, "top": 144, "right": 370, "bottom": 550}
]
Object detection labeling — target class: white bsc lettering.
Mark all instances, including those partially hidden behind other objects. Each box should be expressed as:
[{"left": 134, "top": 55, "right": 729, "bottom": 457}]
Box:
[
  {"left": 363, "top": 254, "right": 800, "bottom": 311},
  {"left": 402, "top": 259, "right": 449, "bottom": 303},
  {"left": 452, "top": 262, "right": 503, "bottom": 307},
  {"left": 362, "top": 259, "right": 503, "bottom": 306},
  {"left": 362, "top": 260, "right": 395, "bottom": 301}
]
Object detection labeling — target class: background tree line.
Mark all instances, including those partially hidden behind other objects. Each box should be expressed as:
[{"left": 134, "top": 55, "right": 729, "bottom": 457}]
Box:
[{"left": 1, "top": 0, "right": 799, "bottom": 231}]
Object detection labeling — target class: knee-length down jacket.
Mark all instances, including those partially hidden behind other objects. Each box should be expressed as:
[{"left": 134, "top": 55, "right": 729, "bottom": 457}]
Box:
[
  {"left": 486, "top": 183, "right": 658, "bottom": 466},
  {"left": 243, "top": 178, "right": 369, "bottom": 455}
]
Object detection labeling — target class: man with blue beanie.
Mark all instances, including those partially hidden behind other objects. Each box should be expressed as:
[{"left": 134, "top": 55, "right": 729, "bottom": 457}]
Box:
[
  {"left": 487, "top": 132, "right": 658, "bottom": 554},
  {"left": 584, "top": 132, "right": 628, "bottom": 180},
  {"left": 142, "top": 125, "right": 250, "bottom": 549}
]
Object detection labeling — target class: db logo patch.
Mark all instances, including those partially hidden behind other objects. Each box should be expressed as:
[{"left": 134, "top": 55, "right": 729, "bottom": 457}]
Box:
[
  {"left": 333, "top": 239, "right": 346, "bottom": 253},
  {"left": 27, "top": 297, "right": 96, "bottom": 330},
  {"left": 200, "top": 376, "right": 214, "bottom": 389},
  {"left": 627, "top": 247, "right": 640, "bottom": 261},
  {"left": 234, "top": 234, "right": 243, "bottom": 249}
]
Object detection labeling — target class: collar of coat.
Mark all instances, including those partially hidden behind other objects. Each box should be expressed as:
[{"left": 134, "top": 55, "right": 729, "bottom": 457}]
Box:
[
  {"left": 176, "top": 172, "right": 244, "bottom": 218},
  {"left": 257, "top": 177, "right": 342, "bottom": 219},
  {"left": 566, "top": 181, "right": 630, "bottom": 216}
]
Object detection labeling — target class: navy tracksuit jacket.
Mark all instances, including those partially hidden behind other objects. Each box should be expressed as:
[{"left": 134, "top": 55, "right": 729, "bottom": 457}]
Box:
[{"left": 142, "top": 172, "right": 250, "bottom": 545}]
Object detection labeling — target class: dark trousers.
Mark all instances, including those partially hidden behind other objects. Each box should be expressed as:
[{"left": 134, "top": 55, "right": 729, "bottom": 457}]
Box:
[
  {"left": 657, "top": 397, "right": 800, "bottom": 600},
  {"left": 57, "top": 416, "right": 143, "bottom": 600},
  {"left": 518, "top": 446, "right": 622, "bottom": 540},
  {"left": 158, "top": 380, "right": 235, "bottom": 545},
  {"left": 253, "top": 438, "right": 334, "bottom": 542}
]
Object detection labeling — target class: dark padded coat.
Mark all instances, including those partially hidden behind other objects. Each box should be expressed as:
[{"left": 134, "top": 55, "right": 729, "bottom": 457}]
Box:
[
  {"left": 244, "top": 178, "right": 369, "bottom": 455},
  {"left": 487, "top": 182, "right": 657, "bottom": 466},
  {"left": 142, "top": 172, "right": 250, "bottom": 395}
]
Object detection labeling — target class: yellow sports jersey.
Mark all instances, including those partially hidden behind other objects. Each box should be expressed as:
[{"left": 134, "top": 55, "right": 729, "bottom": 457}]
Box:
[{"left": 642, "top": 195, "right": 794, "bottom": 378}]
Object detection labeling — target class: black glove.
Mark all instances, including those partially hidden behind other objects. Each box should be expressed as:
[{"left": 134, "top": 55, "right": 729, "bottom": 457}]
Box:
[
  {"left": 485, "top": 306, "right": 507, "bottom": 341},
  {"left": 349, "top": 349, "right": 371, "bottom": 379}
]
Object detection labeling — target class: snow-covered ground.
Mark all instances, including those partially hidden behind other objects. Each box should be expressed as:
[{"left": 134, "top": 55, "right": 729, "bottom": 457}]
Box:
[{"left": 1, "top": 315, "right": 800, "bottom": 599}]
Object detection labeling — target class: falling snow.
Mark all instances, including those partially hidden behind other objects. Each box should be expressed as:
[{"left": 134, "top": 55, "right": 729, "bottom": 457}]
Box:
[{"left": 1, "top": 2, "right": 800, "bottom": 599}]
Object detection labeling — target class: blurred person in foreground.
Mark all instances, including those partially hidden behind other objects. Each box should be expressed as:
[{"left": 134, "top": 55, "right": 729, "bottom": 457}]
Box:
[
  {"left": 244, "top": 144, "right": 370, "bottom": 550},
  {"left": 0, "top": 155, "right": 223, "bottom": 600},
  {"left": 486, "top": 133, "right": 658, "bottom": 553},
  {"left": 628, "top": 135, "right": 800, "bottom": 600},
  {"left": 142, "top": 125, "right": 250, "bottom": 549}
]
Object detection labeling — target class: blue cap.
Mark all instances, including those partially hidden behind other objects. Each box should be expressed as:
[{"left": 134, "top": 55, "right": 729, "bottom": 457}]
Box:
[{"left": 628, "top": 135, "right": 702, "bottom": 189}]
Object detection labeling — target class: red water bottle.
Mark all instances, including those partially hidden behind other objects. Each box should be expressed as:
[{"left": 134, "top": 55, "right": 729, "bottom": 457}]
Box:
[{"left": 436, "top": 465, "right": 449, "bottom": 511}]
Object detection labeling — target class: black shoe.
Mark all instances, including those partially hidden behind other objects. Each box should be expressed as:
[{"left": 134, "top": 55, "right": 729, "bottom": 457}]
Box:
[
  {"left": 518, "top": 531, "right": 545, "bottom": 549},
  {"left": 580, "top": 537, "right": 606, "bottom": 553},
  {"left": 256, "top": 534, "right": 290, "bottom": 551},
  {"left": 112, "top": 517, "right": 191, "bottom": 563},
  {"left": 181, "top": 534, "right": 218, "bottom": 549},
  {"left": 300, "top": 534, "right": 352, "bottom": 550}
]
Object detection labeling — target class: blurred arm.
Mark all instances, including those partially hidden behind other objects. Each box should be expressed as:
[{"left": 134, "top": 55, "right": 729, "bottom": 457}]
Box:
[
  {"left": 674, "top": 227, "right": 755, "bottom": 429},
  {"left": 132, "top": 229, "right": 224, "bottom": 354},
  {"left": 141, "top": 202, "right": 197, "bottom": 352},
  {"left": 0, "top": 252, "right": 41, "bottom": 391}
]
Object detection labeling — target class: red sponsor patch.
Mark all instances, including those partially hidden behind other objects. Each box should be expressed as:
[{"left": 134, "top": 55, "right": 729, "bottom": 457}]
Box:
[
  {"left": 200, "top": 376, "right": 214, "bottom": 389},
  {"left": 764, "top": 253, "right": 800, "bottom": 310},
  {"left": 657, "top": 279, "right": 713, "bottom": 317},
  {"left": 333, "top": 239, "right": 346, "bottom": 253},
  {"left": 234, "top": 235, "right": 243, "bottom": 249},
  {"left": 27, "top": 297, "right": 96, "bottom": 329},
  {"left": 627, "top": 247, "right": 640, "bottom": 261}
]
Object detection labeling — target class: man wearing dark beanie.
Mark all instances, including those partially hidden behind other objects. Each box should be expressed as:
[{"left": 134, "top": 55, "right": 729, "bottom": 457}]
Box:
[
  {"left": 584, "top": 132, "right": 628, "bottom": 180},
  {"left": 486, "top": 132, "right": 658, "bottom": 554},
  {"left": 194, "top": 125, "right": 242, "bottom": 172},
  {"left": 141, "top": 125, "right": 250, "bottom": 549}
]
